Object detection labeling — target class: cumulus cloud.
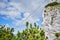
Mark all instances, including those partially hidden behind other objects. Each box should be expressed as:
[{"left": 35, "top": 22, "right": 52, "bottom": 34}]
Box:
[
  {"left": 5, "top": 24, "right": 10, "bottom": 27},
  {"left": 0, "top": 2, "right": 6, "bottom": 10},
  {"left": 13, "top": 12, "right": 41, "bottom": 27},
  {"left": 0, "top": 0, "right": 49, "bottom": 27}
]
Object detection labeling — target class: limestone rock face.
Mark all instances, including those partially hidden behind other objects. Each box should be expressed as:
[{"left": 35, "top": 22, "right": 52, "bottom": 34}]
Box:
[
  {"left": 49, "top": 0, "right": 60, "bottom": 3},
  {"left": 42, "top": 1, "right": 60, "bottom": 40}
]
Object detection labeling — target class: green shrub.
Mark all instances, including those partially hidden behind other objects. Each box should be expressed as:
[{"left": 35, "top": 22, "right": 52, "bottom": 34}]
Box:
[
  {"left": 55, "top": 32, "right": 60, "bottom": 38},
  {"left": 45, "top": 2, "right": 60, "bottom": 8},
  {"left": 0, "top": 22, "right": 48, "bottom": 40}
]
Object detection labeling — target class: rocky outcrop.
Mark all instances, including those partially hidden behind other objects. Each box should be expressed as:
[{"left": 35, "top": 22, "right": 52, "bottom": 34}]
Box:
[{"left": 42, "top": 1, "right": 60, "bottom": 40}]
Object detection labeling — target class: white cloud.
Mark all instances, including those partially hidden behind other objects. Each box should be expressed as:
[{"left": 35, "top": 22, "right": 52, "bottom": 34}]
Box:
[
  {"left": 0, "top": 2, "right": 24, "bottom": 20},
  {"left": 0, "top": 10, "right": 21, "bottom": 20},
  {"left": 24, "top": 12, "right": 30, "bottom": 18},
  {"left": 0, "top": 0, "right": 49, "bottom": 27},
  {"left": 9, "top": 2, "right": 24, "bottom": 11},
  {"left": 0, "top": 2, "right": 6, "bottom": 9},
  {"left": 13, "top": 12, "right": 40, "bottom": 26},
  {"left": 5, "top": 24, "right": 10, "bottom": 27}
]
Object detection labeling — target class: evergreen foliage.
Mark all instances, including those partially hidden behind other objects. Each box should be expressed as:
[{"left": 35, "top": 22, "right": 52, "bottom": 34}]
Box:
[{"left": 0, "top": 22, "right": 47, "bottom": 40}]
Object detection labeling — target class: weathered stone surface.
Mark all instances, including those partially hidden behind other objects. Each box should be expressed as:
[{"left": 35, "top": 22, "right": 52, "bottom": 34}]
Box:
[
  {"left": 49, "top": 0, "right": 60, "bottom": 3},
  {"left": 42, "top": 0, "right": 60, "bottom": 40}
]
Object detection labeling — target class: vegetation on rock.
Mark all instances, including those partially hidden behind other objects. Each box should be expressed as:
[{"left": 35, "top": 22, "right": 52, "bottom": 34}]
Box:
[
  {"left": 45, "top": 2, "right": 60, "bottom": 8},
  {"left": 54, "top": 32, "right": 60, "bottom": 40},
  {"left": 55, "top": 32, "right": 60, "bottom": 38}
]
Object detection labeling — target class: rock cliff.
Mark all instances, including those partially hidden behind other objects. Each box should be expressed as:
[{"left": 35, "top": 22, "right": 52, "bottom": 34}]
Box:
[{"left": 42, "top": 0, "right": 60, "bottom": 40}]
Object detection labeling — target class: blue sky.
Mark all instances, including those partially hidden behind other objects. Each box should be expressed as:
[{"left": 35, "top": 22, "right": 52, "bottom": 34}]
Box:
[{"left": 0, "top": 0, "right": 49, "bottom": 34}]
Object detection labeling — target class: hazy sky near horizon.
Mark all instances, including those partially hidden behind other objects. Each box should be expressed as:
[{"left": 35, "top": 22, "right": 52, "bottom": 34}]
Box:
[{"left": 0, "top": 0, "right": 49, "bottom": 34}]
